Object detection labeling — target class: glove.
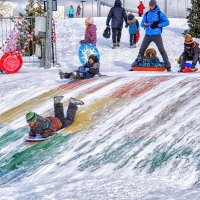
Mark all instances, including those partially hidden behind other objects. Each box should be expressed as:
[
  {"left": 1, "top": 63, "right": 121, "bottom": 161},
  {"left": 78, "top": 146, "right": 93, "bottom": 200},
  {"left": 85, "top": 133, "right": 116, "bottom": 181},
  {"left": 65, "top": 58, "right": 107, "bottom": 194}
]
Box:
[
  {"left": 192, "top": 63, "right": 196, "bottom": 69},
  {"left": 125, "top": 23, "right": 129, "bottom": 28},
  {"left": 151, "top": 21, "right": 159, "bottom": 29},
  {"left": 79, "top": 40, "right": 85, "bottom": 45},
  {"left": 78, "top": 66, "right": 84, "bottom": 70}
]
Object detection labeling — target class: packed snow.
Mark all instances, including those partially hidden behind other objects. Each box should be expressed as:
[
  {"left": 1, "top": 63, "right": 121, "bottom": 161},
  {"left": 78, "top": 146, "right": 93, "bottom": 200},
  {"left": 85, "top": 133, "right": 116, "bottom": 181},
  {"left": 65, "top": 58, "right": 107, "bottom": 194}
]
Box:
[{"left": 0, "top": 17, "right": 200, "bottom": 200}]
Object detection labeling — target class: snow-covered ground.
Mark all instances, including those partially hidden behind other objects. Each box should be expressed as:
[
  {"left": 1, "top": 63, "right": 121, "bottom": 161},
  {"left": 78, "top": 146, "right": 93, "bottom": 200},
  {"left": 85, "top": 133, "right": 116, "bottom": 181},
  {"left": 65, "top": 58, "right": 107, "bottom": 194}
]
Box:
[{"left": 0, "top": 17, "right": 200, "bottom": 199}]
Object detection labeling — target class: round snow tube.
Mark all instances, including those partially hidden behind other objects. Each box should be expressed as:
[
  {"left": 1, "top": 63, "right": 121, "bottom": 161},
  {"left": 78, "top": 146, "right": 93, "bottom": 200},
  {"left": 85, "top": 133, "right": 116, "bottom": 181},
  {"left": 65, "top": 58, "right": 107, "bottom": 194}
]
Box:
[
  {"left": 131, "top": 66, "right": 166, "bottom": 72},
  {"left": 0, "top": 52, "right": 23, "bottom": 74}
]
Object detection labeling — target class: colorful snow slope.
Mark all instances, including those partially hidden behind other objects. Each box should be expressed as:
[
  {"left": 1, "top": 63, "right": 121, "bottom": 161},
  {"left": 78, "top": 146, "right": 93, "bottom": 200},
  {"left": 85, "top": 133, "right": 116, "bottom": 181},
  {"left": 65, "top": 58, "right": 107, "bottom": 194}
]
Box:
[{"left": 0, "top": 17, "right": 200, "bottom": 199}]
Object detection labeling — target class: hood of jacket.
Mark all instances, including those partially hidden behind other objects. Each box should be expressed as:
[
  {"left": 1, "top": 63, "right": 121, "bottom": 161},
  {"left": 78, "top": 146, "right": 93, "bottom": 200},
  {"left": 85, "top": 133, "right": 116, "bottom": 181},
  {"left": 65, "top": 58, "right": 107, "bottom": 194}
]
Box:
[
  {"left": 149, "top": 5, "right": 160, "bottom": 14},
  {"left": 114, "top": 0, "right": 122, "bottom": 7},
  {"left": 128, "top": 14, "right": 135, "bottom": 20}
]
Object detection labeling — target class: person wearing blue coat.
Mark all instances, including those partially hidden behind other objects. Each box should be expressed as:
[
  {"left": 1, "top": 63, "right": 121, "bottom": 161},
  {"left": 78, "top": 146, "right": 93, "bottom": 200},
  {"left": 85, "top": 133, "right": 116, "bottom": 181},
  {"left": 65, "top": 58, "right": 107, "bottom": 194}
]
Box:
[
  {"left": 126, "top": 13, "right": 139, "bottom": 48},
  {"left": 137, "top": 0, "right": 171, "bottom": 71}
]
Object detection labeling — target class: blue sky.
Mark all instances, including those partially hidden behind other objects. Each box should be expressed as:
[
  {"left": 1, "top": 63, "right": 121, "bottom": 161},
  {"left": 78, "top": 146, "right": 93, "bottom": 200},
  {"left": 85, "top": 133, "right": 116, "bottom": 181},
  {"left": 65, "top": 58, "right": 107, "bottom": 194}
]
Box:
[{"left": 12, "top": 0, "right": 189, "bottom": 18}]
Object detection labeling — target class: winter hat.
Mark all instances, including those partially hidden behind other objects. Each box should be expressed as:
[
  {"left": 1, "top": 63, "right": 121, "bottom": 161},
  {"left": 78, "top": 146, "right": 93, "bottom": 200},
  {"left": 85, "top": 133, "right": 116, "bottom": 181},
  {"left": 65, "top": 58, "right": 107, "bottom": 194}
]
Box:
[
  {"left": 114, "top": 0, "right": 122, "bottom": 7},
  {"left": 184, "top": 34, "right": 194, "bottom": 45},
  {"left": 26, "top": 112, "right": 36, "bottom": 122},
  {"left": 85, "top": 17, "right": 94, "bottom": 25},
  {"left": 149, "top": 0, "right": 157, "bottom": 7},
  {"left": 89, "top": 54, "right": 99, "bottom": 63}
]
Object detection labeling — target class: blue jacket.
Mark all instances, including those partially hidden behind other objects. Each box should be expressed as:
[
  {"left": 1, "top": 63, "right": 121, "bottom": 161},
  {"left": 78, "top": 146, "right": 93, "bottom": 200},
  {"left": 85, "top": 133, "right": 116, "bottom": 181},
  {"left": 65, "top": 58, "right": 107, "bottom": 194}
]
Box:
[
  {"left": 68, "top": 8, "right": 74, "bottom": 15},
  {"left": 141, "top": 6, "right": 169, "bottom": 36},
  {"left": 127, "top": 15, "right": 139, "bottom": 35}
]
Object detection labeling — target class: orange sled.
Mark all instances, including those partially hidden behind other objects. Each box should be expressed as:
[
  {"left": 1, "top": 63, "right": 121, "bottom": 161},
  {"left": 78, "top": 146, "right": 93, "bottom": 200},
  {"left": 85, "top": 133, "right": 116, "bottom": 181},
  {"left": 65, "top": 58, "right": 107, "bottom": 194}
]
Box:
[{"left": 131, "top": 66, "right": 166, "bottom": 72}]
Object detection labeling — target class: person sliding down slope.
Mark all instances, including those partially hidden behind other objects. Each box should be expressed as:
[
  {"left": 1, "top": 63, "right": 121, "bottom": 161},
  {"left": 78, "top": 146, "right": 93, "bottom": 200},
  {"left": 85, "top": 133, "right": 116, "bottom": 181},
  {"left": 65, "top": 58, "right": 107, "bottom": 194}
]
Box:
[
  {"left": 59, "top": 54, "right": 100, "bottom": 80},
  {"left": 178, "top": 34, "right": 200, "bottom": 72},
  {"left": 26, "top": 97, "right": 84, "bottom": 138}
]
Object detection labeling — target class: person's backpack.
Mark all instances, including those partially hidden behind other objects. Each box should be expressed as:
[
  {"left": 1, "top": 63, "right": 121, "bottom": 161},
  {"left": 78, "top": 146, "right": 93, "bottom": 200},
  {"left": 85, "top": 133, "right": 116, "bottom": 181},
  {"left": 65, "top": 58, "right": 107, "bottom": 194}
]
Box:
[
  {"left": 103, "top": 27, "right": 111, "bottom": 39},
  {"left": 145, "top": 10, "right": 162, "bottom": 33}
]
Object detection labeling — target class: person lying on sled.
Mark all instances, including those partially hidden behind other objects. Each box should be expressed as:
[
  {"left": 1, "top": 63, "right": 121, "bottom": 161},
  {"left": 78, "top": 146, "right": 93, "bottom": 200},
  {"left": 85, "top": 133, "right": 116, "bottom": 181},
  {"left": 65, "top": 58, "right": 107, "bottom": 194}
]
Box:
[
  {"left": 26, "top": 97, "right": 84, "bottom": 138},
  {"left": 59, "top": 54, "right": 100, "bottom": 80},
  {"left": 178, "top": 34, "right": 200, "bottom": 72}
]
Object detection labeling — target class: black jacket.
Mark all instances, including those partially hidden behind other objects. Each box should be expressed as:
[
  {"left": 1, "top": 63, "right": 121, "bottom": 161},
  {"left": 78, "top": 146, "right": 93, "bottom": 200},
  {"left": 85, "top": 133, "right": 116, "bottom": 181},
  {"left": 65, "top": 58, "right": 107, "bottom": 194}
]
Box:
[
  {"left": 83, "top": 62, "right": 100, "bottom": 78},
  {"left": 182, "top": 42, "right": 200, "bottom": 66},
  {"left": 106, "top": 0, "right": 127, "bottom": 29}
]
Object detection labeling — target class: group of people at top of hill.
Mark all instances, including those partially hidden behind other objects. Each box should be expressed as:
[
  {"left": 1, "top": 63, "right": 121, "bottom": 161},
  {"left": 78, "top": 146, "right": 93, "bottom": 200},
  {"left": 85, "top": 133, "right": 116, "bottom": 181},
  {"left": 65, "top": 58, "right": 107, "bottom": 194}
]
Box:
[
  {"left": 68, "top": 5, "right": 81, "bottom": 18},
  {"left": 106, "top": 0, "right": 200, "bottom": 72},
  {"left": 63, "top": 0, "right": 199, "bottom": 79}
]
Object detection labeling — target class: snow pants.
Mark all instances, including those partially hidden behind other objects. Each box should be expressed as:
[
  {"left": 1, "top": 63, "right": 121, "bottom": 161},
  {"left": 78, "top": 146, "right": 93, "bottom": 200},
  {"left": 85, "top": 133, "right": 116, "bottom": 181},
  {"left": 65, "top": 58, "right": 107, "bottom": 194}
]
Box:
[
  {"left": 130, "top": 34, "right": 137, "bottom": 46},
  {"left": 138, "top": 35, "right": 171, "bottom": 69},
  {"left": 112, "top": 28, "right": 122, "bottom": 44},
  {"left": 54, "top": 102, "right": 78, "bottom": 128},
  {"left": 179, "top": 54, "right": 199, "bottom": 69}
]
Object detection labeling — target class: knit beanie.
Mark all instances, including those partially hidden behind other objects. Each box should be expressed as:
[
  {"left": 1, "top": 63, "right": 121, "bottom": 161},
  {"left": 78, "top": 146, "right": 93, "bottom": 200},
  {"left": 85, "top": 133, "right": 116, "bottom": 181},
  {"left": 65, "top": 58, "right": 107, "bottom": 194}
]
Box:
[
  {"left": 149, "top": 0, "right": 157, "bottom": 7},
  {"left": 85, "top": 17, "right": 94, "bottom": 25}
]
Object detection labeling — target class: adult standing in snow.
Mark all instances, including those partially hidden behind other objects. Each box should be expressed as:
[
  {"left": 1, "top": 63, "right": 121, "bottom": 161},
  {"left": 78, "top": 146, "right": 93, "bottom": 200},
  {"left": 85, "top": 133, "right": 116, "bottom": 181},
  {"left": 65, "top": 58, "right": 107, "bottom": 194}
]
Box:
[
  {"left": 138, "top": 1, "right": 145, "bottom": 17},
  {"left": 76, "top": 5, "right": 81, "bottom": 18},
  {"left": 106, "top": 0, "right": 128, "bottom": 49},
  {"left": 136, "top": 0, "right": 171, "bottom": 72},
  {"left": 68, "top": 5, "right": 74, "bottom": 18}
]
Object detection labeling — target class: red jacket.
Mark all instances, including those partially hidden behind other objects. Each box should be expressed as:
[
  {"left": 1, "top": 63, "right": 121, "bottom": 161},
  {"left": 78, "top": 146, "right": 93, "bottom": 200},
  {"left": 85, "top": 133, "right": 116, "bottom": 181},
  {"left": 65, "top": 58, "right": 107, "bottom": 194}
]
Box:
[{"left": 138, "top": 3, "right": 145, "bottom": 15}]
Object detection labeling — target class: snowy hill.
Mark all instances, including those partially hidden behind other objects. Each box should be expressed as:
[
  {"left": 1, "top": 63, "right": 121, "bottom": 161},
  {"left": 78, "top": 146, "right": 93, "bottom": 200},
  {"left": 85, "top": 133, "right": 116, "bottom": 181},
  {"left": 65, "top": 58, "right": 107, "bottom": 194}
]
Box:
[{"left": 0, "top": 17, "right": 200, "bottom": 199}]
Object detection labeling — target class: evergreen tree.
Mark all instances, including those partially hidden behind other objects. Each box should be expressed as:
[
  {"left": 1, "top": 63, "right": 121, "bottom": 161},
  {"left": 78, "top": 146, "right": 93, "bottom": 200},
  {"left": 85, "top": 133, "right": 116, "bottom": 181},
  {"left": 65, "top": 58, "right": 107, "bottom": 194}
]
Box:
[
  {"left": 185, "top": 0, "right": 200, "bottom": 38},
  {"left": 17, "top": 0, "right": 44, "bottom": 56},
  {"left": 35, "top": 0, "right": 45, "bottom": 16}
]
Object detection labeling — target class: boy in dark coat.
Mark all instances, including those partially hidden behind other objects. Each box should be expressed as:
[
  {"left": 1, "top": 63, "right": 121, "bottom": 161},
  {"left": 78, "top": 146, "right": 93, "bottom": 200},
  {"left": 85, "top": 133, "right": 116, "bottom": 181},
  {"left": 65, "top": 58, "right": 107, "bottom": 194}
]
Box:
[
  {"left": 126, "top": 13, "right": 139, "bottom": 48},
  {"left": 59, "top": 54, "right": 100, "bottom": 80},
  {"left": 178, "top": 34, "right": 200, "bottom": 72},
  {"left": 106, "top": 0, "right": 128, "bottom": 49},
  {"left": 26, "top": 97, "right": 84, "bottom": 138}
]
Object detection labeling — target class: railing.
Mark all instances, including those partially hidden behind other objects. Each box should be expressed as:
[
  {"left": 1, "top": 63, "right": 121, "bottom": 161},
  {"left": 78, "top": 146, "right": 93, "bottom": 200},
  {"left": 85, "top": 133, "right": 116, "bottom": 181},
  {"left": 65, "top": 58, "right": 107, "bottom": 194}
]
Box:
[{"left": 0, "top": 16, "right": 40, "bottom": 64}]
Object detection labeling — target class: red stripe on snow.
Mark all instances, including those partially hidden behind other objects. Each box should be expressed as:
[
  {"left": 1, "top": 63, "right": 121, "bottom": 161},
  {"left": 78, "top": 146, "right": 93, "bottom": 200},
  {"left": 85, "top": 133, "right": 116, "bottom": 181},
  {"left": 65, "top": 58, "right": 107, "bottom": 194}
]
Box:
[
  {"left": 59, "top": 78, "right": 95, "bottom": 90},
  {"left": 85, "top": 78, "right": 118, "bottom": 94}
]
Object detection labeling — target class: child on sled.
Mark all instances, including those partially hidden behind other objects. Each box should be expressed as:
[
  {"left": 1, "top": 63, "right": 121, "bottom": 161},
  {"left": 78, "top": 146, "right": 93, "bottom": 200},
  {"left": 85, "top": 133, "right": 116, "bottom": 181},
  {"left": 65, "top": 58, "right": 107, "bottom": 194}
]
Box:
[
  {"left": 178, "top": 34, "right": 200, "bottom": 72},
  {"left": 59, "top": 54, "right": 100, "bottom": 80}
]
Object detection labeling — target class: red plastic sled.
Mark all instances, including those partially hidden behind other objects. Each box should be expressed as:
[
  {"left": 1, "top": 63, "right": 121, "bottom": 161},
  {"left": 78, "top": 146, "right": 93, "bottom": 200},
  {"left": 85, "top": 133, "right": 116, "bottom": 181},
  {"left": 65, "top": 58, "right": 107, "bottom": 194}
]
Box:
[
  {"left": 181, "top": 68, "right": 198, "bottom": 73},
  {"left": 132, "top": 66, "right": 166, "bottom": 72},
  {"left": 136, "top": 31, "right": 140, "bottom": 43},
  {"left": 0, "top": 52, "right": 23, "bottom": 74}
]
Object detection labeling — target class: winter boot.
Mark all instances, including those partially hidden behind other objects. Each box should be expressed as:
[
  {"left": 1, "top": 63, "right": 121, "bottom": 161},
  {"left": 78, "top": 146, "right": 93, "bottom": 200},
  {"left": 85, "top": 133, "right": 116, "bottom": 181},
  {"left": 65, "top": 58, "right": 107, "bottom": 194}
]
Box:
[
  {"left": 59, "top": 70, "right": 65, "bottom": 79},
  {"left": 136, "top": 54, "right": 142, "bottom": 62},
  {"left": 166, "top": 67, "right": 172, "bottom": 72},
  {"left": 112, "top": 43, "right": 117, "bottom": 49},
  {"left": 70, "top": 72, "right": 80, "bottom": 79},
  {"left": 69, "top": 97, "right": 84, "bottom": 105},
  {"left": 133, "top": 43, "right": 136, "bottom": 48},
  {"left": 117, "top": 42, "right": 120, "bottom": 47},
  {"left": 54, "top": 96, "right": 64, "bottom": 104}
]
